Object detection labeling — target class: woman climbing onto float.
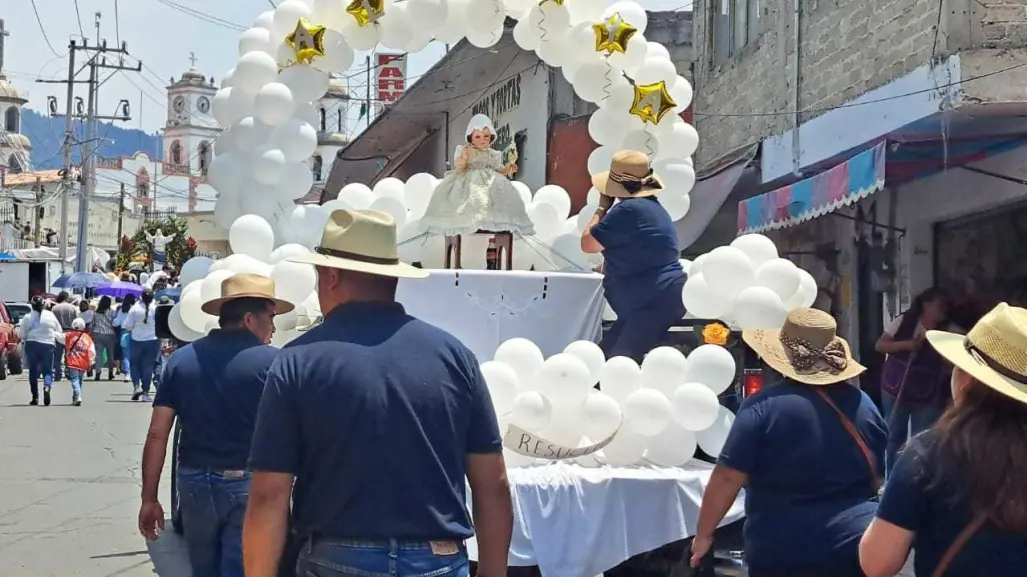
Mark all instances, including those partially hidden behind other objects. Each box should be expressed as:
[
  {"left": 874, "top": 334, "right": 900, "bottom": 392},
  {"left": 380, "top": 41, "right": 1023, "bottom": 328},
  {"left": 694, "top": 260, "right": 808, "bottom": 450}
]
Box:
[{"left": 420, "top": 114, "right": 535, "bottom": 237}]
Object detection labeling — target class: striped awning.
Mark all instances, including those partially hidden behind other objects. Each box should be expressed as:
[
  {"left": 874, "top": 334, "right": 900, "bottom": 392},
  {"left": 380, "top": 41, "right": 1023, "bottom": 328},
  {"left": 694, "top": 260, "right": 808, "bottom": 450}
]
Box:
[{"left": 738, "top": 143, "right": 886, "bottom": 234}]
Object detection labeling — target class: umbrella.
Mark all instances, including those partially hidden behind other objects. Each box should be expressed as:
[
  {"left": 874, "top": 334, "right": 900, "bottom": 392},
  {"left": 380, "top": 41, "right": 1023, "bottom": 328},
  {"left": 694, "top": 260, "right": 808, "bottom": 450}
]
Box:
[
  {"left": 95, "top": 280, "right": 144, "bottom": 299},
  {"left": 155, "top": 285, "right": 182, "bottom": 303},
  {"left": 52, "top": 272, "right": 112, "bottom": 290}
]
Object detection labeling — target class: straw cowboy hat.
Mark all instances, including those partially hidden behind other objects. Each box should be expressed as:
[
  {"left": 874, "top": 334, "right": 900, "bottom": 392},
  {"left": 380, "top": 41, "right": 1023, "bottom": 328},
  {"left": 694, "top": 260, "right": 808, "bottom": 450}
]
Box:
[
  {"left": 743, "top": 308, "right": 866, "bottom": 386},
  {"left": 927, "top": 302, "right": 1027, "bottom": 405},
  {"left": 288, "top": 209, "right": 429, "bottom": 279},
  {"left": 591, "top": 149, "right": 665, "bottom": 199},
  {"left": 201, "top": 273, "right": 295, "bottom": 316}
]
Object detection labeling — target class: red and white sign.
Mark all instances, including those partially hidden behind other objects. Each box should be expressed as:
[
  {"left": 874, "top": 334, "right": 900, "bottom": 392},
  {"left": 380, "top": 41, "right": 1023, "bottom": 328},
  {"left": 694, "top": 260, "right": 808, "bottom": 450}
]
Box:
[{"left": 376, "top": 53, "right": 407, "bottom": 109}]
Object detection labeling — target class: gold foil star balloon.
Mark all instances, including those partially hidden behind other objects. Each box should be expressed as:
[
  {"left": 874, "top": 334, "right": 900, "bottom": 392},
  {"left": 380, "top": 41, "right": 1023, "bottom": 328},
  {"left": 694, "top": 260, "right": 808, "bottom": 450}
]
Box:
[
  {"left": 346, "top": 0, "right": 385, "bottom": 27},
  {"left": 593, "top": 13, "right": 638, "bottom": 55},
  {"left": 285, "top": 19, "right": 327, "bottom": 65},
  {"left": 629, "top": 81, "right": 678, "bottom": 125}
]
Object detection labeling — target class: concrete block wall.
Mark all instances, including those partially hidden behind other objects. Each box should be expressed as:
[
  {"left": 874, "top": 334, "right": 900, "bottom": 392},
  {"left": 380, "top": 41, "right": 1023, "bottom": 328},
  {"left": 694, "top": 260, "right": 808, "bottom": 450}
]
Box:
[{"left": 691, "top": 0, "right": 1010, "bottom": 167}]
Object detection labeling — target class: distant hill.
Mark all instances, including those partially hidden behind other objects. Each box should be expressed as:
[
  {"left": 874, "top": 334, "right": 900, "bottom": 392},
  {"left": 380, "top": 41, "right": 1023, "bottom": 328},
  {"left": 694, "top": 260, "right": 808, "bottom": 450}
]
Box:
[{"left": 21, "top": 107, "right": 161, "bottom": 170}]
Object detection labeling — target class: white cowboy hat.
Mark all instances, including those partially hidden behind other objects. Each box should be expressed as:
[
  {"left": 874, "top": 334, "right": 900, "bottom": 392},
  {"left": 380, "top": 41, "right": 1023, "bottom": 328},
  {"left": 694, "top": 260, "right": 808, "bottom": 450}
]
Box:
[
  {"left": 201, "top": 273, "right": 295, "bottom": 316},
  {"left": 743, "top": 307, "right": 866, "bottom": 386},
  {"left": 288, "top": 209, "right": 429, "bottom": 279},
  {"left": 927, "top": 302, "right": 1027, "bottom": 405}
]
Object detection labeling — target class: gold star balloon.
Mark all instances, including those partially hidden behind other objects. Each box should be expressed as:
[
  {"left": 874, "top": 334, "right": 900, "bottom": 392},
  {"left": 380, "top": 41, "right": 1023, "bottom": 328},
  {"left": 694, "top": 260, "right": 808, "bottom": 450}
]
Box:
[
  {"left": 346, "top": 0, "right": 385, "bottom": 27},
  {"left": 540, "top": 0, "right": 566, "bottom": 4},
  {"left": 593, "top": 13, "right": 638, "bottom": 55},
  {"left": 285, "top": 19, "right": 327, "bottom": 65},
  {"left": 629, "top": 81, "right": 678, "bottom": 125}
]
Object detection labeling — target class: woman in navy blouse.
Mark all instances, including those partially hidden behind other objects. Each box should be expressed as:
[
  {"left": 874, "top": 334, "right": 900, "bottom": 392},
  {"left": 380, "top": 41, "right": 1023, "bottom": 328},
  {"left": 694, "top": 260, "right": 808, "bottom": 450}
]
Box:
[
  {"left": 860, "top": 302, "right": 1027, "bottom": 577},
  {"left": 580, "top": 150, "right": 686, "bottom": 362}
]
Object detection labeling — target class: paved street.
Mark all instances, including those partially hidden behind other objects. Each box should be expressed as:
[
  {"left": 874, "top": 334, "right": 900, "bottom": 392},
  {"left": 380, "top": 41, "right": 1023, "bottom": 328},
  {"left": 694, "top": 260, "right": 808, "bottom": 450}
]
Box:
[{"left": 0, "top": 372, "right": 190, "bottom": 577}]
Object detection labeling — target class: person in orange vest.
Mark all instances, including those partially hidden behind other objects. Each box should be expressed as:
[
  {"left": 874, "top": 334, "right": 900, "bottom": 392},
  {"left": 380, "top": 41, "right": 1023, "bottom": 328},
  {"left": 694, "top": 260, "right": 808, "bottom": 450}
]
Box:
[{"left": 64, "top": 318, "right": 96, "bottom": 407}]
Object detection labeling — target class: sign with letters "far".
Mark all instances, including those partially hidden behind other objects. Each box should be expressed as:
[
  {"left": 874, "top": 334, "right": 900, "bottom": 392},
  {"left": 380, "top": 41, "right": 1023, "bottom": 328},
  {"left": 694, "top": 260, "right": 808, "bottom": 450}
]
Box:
[{"left": 376, "top": 53, "right": 407, "bottom": 110}]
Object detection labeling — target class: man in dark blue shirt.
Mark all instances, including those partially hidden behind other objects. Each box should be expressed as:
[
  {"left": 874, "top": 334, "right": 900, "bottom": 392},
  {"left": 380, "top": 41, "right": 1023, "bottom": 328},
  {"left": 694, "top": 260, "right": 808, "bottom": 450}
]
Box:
[
  {"left": 581, "top": 150, "right": 686, "bottom": 361},
  {"left": 138, "top": 274, "right": 293, "bottom": 577},
  {"left": 243, "top": 209, "right": 513, "bottom": 577}
]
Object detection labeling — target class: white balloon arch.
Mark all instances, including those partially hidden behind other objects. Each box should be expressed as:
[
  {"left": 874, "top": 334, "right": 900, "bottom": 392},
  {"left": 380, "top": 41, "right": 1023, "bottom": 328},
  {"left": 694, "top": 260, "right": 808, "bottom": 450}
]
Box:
[{"left": 172, "top": 0, "right": 824, "bottom": 468}]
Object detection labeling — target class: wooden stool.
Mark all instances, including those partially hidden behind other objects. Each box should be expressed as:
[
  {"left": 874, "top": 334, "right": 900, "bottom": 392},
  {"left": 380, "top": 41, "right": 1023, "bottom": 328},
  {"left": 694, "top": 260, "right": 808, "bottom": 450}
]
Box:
[{"left": 444, "top": 230, "right": 514, "bottom": 270}]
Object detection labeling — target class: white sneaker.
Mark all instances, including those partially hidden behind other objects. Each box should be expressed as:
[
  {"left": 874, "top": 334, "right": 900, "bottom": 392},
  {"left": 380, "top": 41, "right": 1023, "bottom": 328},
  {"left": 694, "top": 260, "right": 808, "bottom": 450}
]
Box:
[
  {"left": 132, "top": 385, "right": 142, "bottom": 401},
  {"left": 123, "top": 374, "right": 130, "bottom": 382},
  {"left": 141, "top": 394, "right": 152, "bottom": 403}
]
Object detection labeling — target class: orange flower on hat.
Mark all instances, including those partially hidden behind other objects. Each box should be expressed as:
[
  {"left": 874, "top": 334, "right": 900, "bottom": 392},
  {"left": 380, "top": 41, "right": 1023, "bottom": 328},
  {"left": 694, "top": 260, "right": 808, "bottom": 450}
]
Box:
[{"left": 702, "top": 322, "right": 731, "bottom": 346}]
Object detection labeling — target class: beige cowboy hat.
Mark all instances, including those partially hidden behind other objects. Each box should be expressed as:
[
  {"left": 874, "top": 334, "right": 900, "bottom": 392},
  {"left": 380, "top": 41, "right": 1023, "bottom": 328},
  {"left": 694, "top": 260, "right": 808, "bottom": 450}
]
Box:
[
  {"left": 201, "top": 273, "right": 295, "bottom": 316},
  {"left": 288, "top": 209, "right": 429, "bottom": 279},
  {"left": 591, "top": 149, "right": 665, "bottom": 199},
  {"left": 743, "top": 308, "right": 866, "bottom": 386},
  {"left": 927, "top": 302, "right": 1027, "bottom": 405}
]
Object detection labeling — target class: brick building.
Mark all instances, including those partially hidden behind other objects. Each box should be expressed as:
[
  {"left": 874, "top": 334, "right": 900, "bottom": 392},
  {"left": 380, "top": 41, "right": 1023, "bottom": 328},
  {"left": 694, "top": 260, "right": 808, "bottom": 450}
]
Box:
[{"left": 691, "top": 0, "right": 1027, "bottom": 399}]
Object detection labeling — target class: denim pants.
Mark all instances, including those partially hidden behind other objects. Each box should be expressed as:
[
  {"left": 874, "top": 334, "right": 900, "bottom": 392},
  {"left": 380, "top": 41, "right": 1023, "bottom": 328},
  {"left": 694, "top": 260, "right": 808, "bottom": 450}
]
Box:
[
  {"left": 601, "top": 274, "right": 687, "bottom": 363},
  {"left": 297, "top": 539, "right": 469, "bottom": 577},
  {"left": 881, "top": 394, "right": 944, "bottom": 476},
  {"left": 24, "top": 340, "right": 55, "bottom": 397},
  {"left": 129, "top": 338, "right": 160, "bottom": 393},
  {"left": 52, "top": 340, "right": 64, "bottom": 381},
  {"left": 120, "top": 330, "right": 132, "bottom": 376},
  {"left": 68, "top": 369, "right": 84, "bottom": 398},
  {"left": 178, "top": 467, "right": 251, "bottom": 577}
]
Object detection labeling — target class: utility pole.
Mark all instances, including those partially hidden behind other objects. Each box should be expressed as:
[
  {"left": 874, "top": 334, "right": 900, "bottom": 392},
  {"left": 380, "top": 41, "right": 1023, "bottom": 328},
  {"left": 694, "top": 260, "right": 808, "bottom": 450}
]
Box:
[
  {"left": 116, "top": 182, "right": 126, "bottom": 245},
  {"left": 32, "top": 177, "right": 42, "bottom": 248},
  {"left": 39, "top": 27, "right": 139, "bottom": 273}
]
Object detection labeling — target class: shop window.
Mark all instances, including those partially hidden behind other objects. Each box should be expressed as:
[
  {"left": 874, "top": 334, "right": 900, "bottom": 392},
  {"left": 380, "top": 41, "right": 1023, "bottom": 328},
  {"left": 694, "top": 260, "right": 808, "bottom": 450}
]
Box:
[{"left": 312, "top": 155, "right": 323, "bottom": 182}]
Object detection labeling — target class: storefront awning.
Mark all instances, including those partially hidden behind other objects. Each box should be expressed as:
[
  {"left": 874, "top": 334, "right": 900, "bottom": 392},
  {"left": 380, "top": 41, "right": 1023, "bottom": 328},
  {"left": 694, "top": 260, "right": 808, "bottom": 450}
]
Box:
[{"left": 737, "top": 143, "right": 885, "bottom": 234}]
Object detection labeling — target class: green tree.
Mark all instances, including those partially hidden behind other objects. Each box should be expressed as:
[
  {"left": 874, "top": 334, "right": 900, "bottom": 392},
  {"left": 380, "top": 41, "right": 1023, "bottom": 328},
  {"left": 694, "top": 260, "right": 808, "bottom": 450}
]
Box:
[{"left": 116, "top": 215, "right": 196, "bottom": 272}]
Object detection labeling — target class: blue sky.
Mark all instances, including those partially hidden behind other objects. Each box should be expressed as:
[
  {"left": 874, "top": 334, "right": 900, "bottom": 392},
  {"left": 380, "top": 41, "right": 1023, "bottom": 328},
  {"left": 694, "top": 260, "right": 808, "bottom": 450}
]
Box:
[{"left": 5, "top": 0, "right": 691, "bottom": 140}]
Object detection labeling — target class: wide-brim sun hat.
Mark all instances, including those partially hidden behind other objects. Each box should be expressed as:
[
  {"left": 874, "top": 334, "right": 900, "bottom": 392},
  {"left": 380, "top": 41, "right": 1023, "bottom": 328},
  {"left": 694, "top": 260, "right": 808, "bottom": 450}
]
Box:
[
  {"left": 288, "top": 209, "right": 429, "bottom": 279},
  {"left": 591, "top": 149, "right": 665, "bottom": 199},
  {"left": 927, "top": 302, "right": 1027, "bottom": 405},
  {"left": 201, "top": 273, "right": 296, "bottom": 316},
  {"left": 743, "top": 307, "right": 866, "bottom": 386}
]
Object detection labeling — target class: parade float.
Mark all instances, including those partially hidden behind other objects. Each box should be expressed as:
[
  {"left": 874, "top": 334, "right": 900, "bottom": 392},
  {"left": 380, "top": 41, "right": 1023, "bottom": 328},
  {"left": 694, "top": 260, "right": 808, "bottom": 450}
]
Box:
[{"left": 164, "top": 1, "right": 822, "bottom": 575}]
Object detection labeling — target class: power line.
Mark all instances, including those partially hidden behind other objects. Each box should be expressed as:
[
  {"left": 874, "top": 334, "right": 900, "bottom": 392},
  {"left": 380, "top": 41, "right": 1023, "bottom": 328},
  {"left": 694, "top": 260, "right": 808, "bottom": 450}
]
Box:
[
  {"left": 73, "top": 0, "right": 87, "bottom": 39},
  {"left": 29, "top": 0, "right": 65, "bottom": 57},
  {"left": 152, "top": 0, "right": 247, "bottom": 31}
]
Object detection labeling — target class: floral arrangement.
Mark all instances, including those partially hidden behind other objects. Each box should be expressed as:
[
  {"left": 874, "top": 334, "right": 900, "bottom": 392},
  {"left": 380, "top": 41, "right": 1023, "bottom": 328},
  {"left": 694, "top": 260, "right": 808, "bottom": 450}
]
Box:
[{"left": 702, "top": 322, "right": 731, "bottom": 346}]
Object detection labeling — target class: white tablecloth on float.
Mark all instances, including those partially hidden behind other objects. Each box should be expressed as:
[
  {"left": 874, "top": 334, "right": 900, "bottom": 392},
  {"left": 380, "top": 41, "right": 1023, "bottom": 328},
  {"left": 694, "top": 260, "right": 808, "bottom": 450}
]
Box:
[
  {"left": 465, "top": 461, "right": 746, "bottom": 577},
  {"left": 397, "top": 270, "right": 605, "bottom": 361}
]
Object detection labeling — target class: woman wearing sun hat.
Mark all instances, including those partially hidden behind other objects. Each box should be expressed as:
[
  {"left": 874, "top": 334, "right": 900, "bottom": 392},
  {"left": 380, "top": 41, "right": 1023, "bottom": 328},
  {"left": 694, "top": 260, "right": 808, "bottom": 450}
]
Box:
[
  {"left": 689, "top": 307, "right": 887, "bottom": 577},
  {"left": 580, "top": 150, "right": 687, "bottom": 361},
  {"left": 860, "top": 302, "right": 1027, "bottom": 577}
]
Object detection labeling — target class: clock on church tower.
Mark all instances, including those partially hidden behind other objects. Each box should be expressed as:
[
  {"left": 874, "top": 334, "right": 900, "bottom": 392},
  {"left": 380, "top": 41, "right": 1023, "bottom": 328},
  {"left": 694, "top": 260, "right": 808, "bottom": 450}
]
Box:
[{"left": 163, "top": 56, "right": 221, "bottom": 176}]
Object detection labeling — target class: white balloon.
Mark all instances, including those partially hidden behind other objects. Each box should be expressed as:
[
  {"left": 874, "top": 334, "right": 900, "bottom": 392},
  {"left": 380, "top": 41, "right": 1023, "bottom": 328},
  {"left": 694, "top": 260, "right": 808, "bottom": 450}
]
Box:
[
  {"left": 659, "top": 192, "right": 691, "bottom": 221},
  {"left": 645, "top": 422, "right": 698, "bottom": 467},
  {"left": 696, "top": 406, "right": 735, "bottom": 458},
  {"left": 646, "top": 41, "right": 671, "bottom": 61},
  {"left": 340, "top": 18, "right": 382, "bottom": 50},
  {"left": 669, "top": 75, "right": 694, "bottom": 113},
  {"left": 533, "top": 185, "right": 571, "bottom": 220},
  {"left": 703, "top": 246, "right": 756, "bottom": 296},
  {"left": 632, "top": 57, "right": 677, "bottom": 85},
  {"left": 622, "top": 129, "right": 659, "bottom": 158},
  {"left": 785, "top": 269, "right": 819, "bottom": 309},
  {"left": 576, "top": 202, "right": 598, "bottom": 233},
  {"left": 467, "top": 27, "right": 503, "bottom": 48},
  {"left": 681, "top": 273, "right": 732, "bottom": 319},
  {"left": 539, "top": 406, "right": 585, "bottom": 448},
  {"left": 369, "top": 196, "right": 408, "bottom": 229},
  {"left": 233, "top": 51, "right": 280, "bottom": 95},
  {"left": 528, "top": 202, "right": 562, "bottom": 241},
  {"left": 252, "top": 10, "right": 275, "bottom": 31},
  {"left": 605, "top": 1, "right": 649, "bottom": 34},
  {"left": 562, "top": 340, "right": 605, "bottom": 385},
  {"left": 567, "top": 0, "right": 605, "bottom": 24},
  {"left": 511, "top": 390, "right": 552, "bottom": 431},
  {"left": 528, "top": 3, "right": 571, "bottom": 36},
  {"left": 581, "top": 391, "right": 622, "bottom": 441},
  {"left": 252, "top": 148, "right": 288, "bottom": 185},
  {"left": 755, "top": 258, "right": 802, "bottom": 301},
  {"left": 214, "top": 196, "right": 243, "bottom": 231},
  {"left": 657, "top": 122, "right": 700, "bottom": 159},
  {"left": 169, "top": 303, "right": 205, "bottom": 342},
  {"left": 278, "top": 65, "right": 330, "bottom": 103},
  {"left": 271, "top": 0, "right": 313, "bottom": 37},
  {"left": 683, "top": 344, "right": 737, "bottom": 395},
  {"left": 274, "top": 308, "right": 299, "bottom": 332},
  {"left": 607, "top": 33, "right": 647, "bottom": 78},
  {"left": 200, "top": 270, "right": 238, "bottom": 304},
  {"left": 621, "top": 388, "right": 672, "bottom": 436},
  {"left": 293, "top": 102, "right": 321, "bottom": 130},
  {"left": 464, "top": 0, "right": 505, "bottom": 33},
  {"left": 599, "top": 356, "right": 641, "bottom": 402},
  {"left": 730, "top": 234, "right": 779, "bottom": 268},
  {"left": 231, "top": 117, "right": 273, "bottom": 154},
  {"left": 379, "top": 4, "right": 413, "bottom": 50},
  {"left": 229, "top": 214, "right": 276, "bottom": 261},
  {"left": 311, "top": 0, "right": 350, "bottom": 29},
  {"left": 640, "top": 346, "right": 687, "bottom": 397},
  {"left": 548, "top": 233, "right": 591, "bottom": 271},
  {"left": 212, "top": 87, "right": 255, "bottom": 127},
  {"left": 408, "top": 0, "right": 449, "bottom": 31},
  {"left": 208, "top": 153, "right": 246, "bottom": 196},
  {"left": 271, "top": 118, "right": 318, "bottom": 162},
  {"left": 601, "top": 431, "right": 647, "bottom": 466},
  {"left": 403, "top": 25, "right": 434, "bottom": 52},
  {"left": 253, "top": 82, "right": 296, "bottom": 126},
  {"left": 537, "top": 353, "right": 592, "bottom": 407},
  {"left": 573, "top": 60, "right": 618, "bottom": 103},
  {"left": 480, "top": 361, "right": 521, "bottom": 416},
  {"left": 588, "top": 107, "right": 623, "bottom": 147},
  {"left": 180, "top": 285, "right": 215, "bottom": 333},
  {"left": 269, "top": 243, "right": 310, "bottom": 264},
  {"left": 278, "top": 162, "right": 315, "bottom": 200},
  {"left": 271, "top": 259, "right": 317, "bottom": 306},
  {"left": 239, "top": 27, "right": 273, "bottom": 56},
  {"left": 433, "top": 0, "right": 468, "bottom": 44},
  {"left": 374, "top": 177, "right": 407, "bottom": 201},
  {"left": 494, "top": 338, "right": 545, "bottom": 389},
  {"left": 221, "top": 253, "right": 273, "bottom": 276},
  {"left": 671, "top": 382, "right": 721, "bottom": 431},
  {"left": 338, "top": 183, "right": 375, "bottom": 209},
  {"left": 653, "top": 157, "right": 696, "bottom": 196},
  {"left": 512, "top": 17, "right": 538, "bottom": 51},
  {"left": 179, "top": 257, "right": 214, "bottom": 287},
  {"left": 734, "top": 286, "right": 789, "bottom": 330}
]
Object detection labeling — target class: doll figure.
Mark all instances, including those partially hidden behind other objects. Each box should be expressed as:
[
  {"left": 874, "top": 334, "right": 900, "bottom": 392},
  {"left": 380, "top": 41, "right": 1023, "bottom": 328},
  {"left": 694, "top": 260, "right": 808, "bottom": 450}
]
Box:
[{"left": 421, "top": 114, "right": 536, "bottom": 237}]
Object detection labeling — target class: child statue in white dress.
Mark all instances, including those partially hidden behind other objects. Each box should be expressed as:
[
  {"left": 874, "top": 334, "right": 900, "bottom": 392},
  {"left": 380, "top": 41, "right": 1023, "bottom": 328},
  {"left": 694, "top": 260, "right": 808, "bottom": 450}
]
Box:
[{"left": 421, "top": 114, "right": 535, "bottom": 236}]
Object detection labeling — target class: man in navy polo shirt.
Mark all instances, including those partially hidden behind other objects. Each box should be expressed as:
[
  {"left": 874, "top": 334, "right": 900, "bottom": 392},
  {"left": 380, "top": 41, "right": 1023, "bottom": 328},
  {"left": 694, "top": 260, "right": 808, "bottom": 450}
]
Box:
[
  {"left": 243, "top": 210, "right": 513, "bottom": 577},
  {"left": 138, "top": 274, "right": 294, "bottom": 577}
]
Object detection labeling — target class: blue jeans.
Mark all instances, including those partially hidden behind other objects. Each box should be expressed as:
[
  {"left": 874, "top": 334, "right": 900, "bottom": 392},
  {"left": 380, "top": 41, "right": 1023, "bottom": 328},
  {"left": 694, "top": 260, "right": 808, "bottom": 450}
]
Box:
[
  {"left": 178, "top": 468, "right": 250, "bottom": 577},
  {"left": 881, "top": 393, "right": 944, "bottom": 476},
  {"left": 129, "top": 338, "right": 160, "bottom": 393},
  {"left": 24, "top": 340, "right": 54, "bottom": 397},
  {"left": 52, "top": 341, "right": 64, "bottom": 381},
  {"left": 601, "top": 274, "right": 687, "bottom": 363},
  {"left": 120, "top": 330, "right": 132, "bottom": 376},
  {"left": 297, "top": 539, "right": 469, "bottom": 577},
  {"left": 68, "top": 369, "right": 84, "bottom": 398}
]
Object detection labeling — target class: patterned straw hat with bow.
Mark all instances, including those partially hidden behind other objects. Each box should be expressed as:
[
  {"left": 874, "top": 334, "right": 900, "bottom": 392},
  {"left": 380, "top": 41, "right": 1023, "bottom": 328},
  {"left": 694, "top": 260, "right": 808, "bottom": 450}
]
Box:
[
  {"left": 591, "top": 149, "right": 665, "bottom": 199},
  {"left": 743, "top": 308, "right": 866, "bottom": 386}
]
